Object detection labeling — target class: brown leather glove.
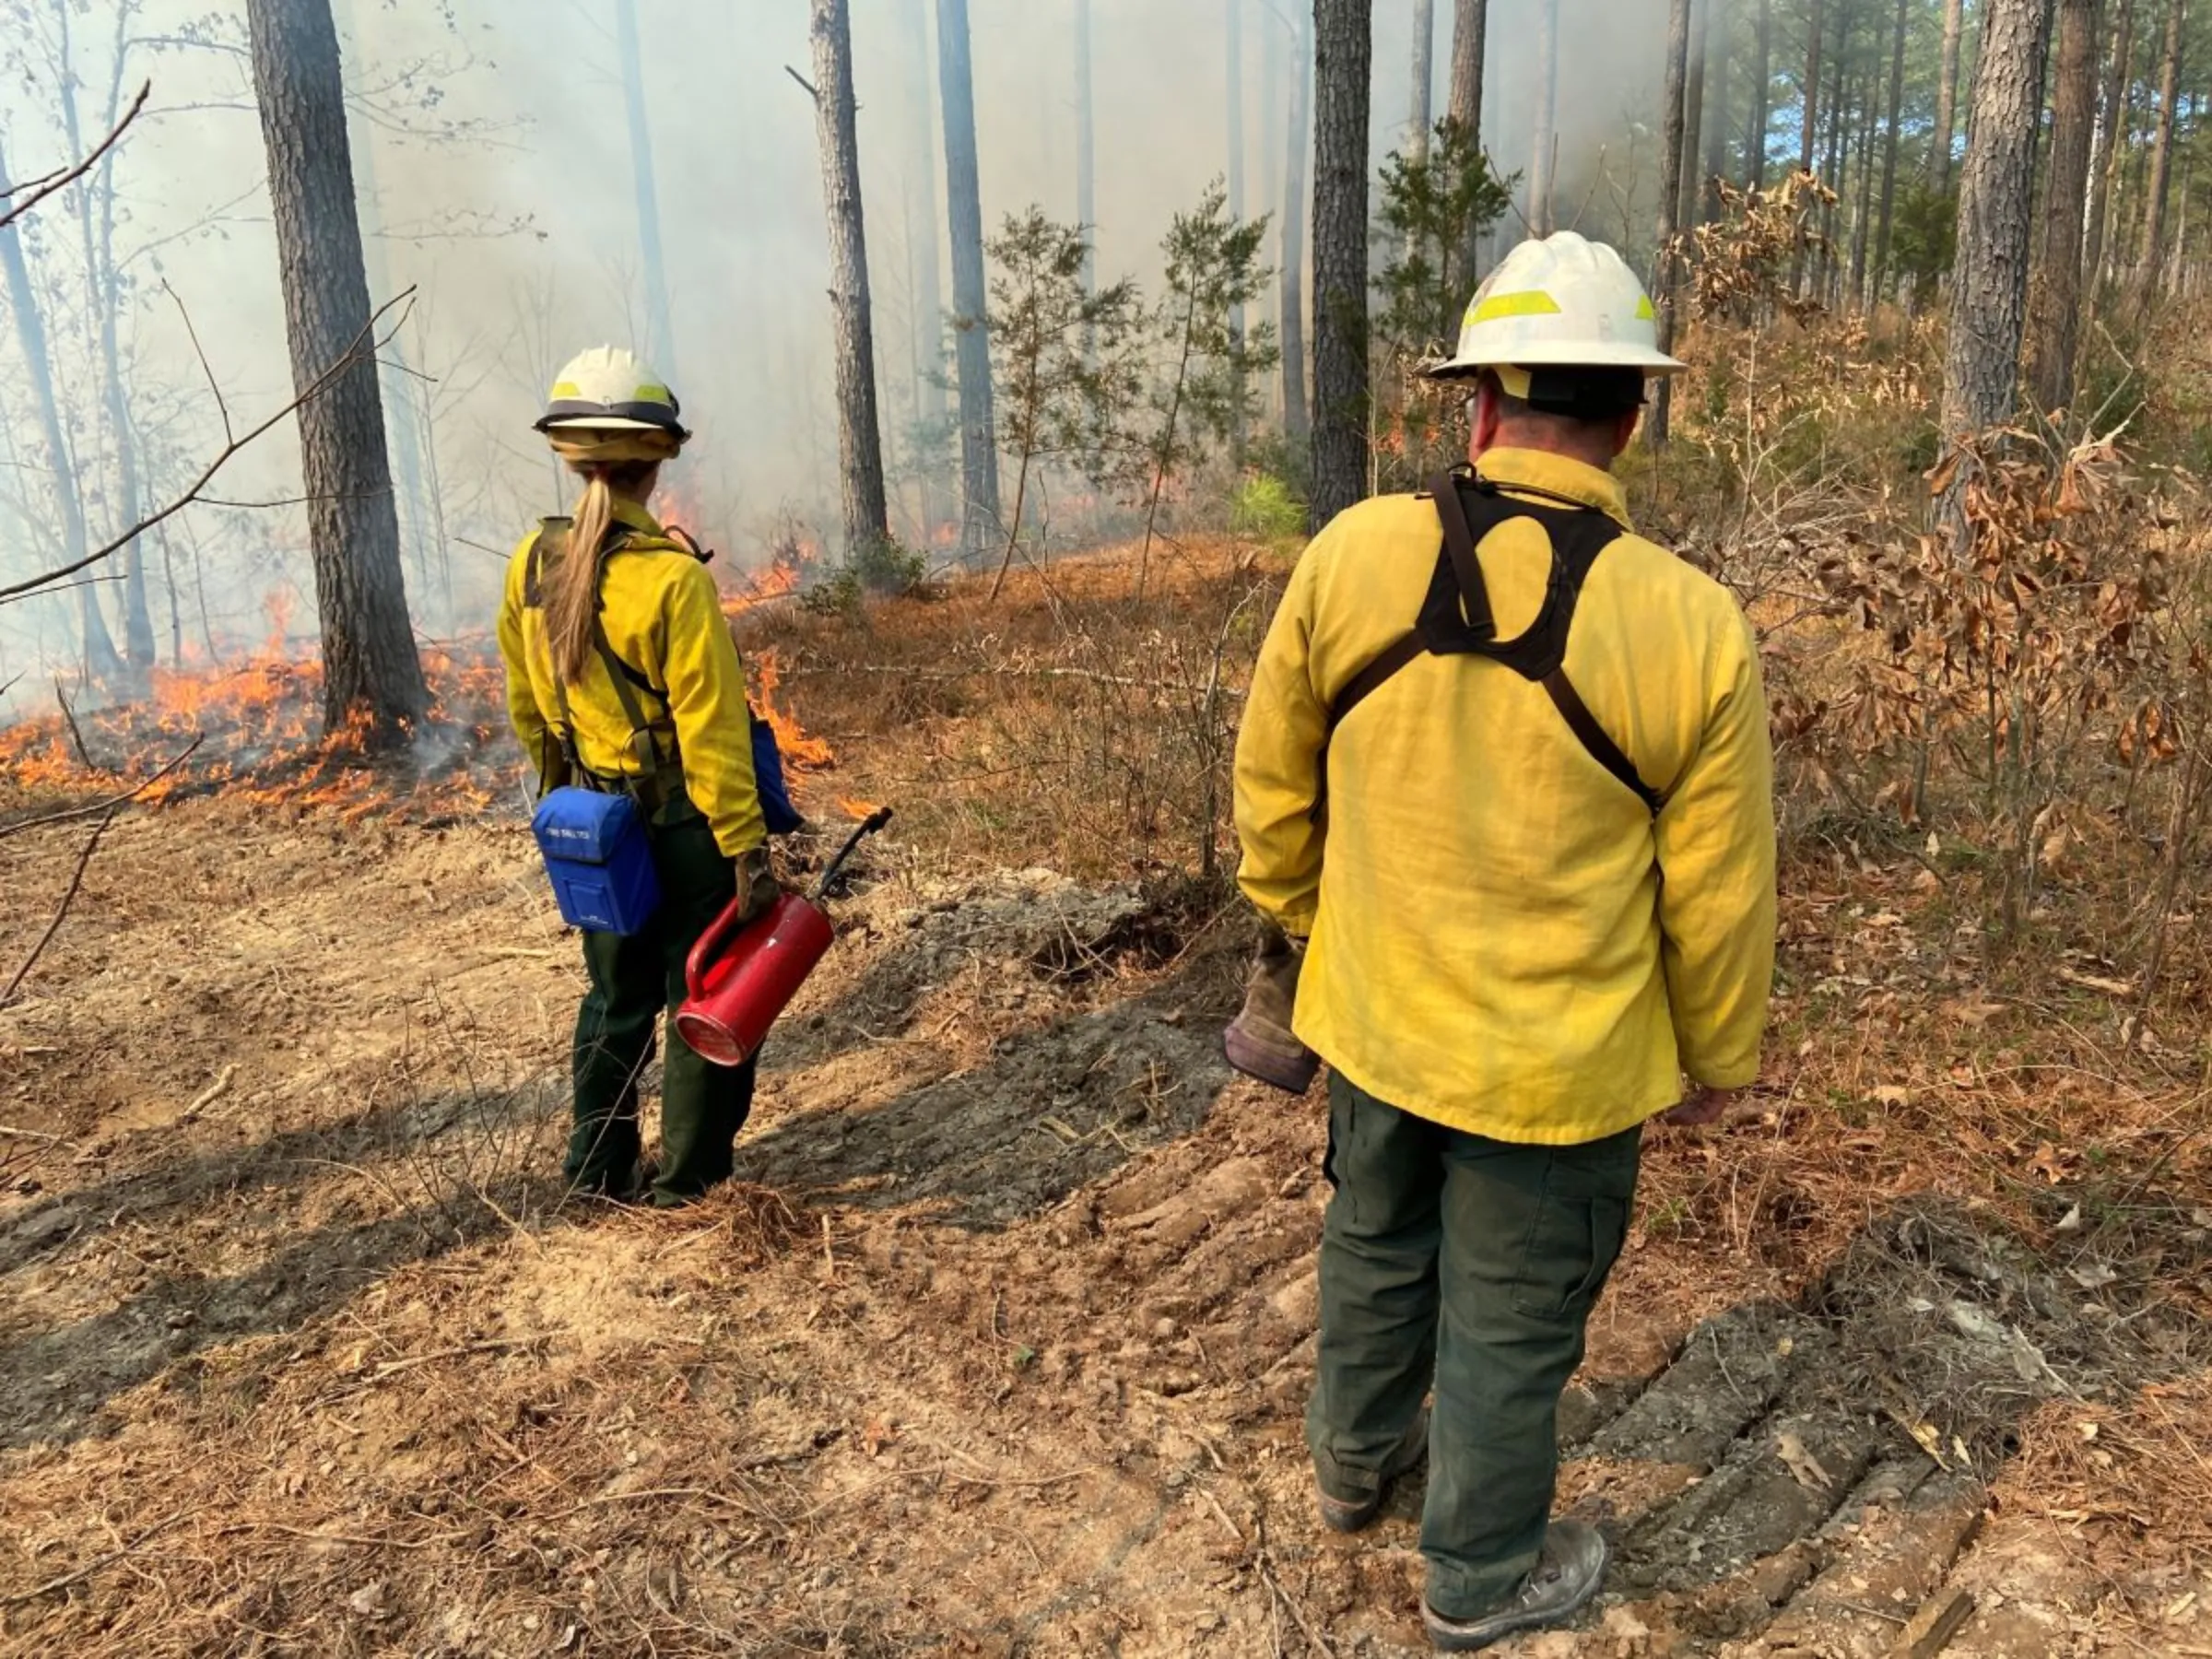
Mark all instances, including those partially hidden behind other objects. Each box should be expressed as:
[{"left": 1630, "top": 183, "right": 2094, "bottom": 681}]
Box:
[
  {"left": 735, "top": 846, "right": 782, "bottom": 925},
  {"left": 1223, "top": 921, "right": 1322, "bottom": 1094}
]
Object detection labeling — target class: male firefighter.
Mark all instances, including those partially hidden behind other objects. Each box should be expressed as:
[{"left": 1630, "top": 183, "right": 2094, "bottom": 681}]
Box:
[{"left": 1228, "top": 231, "right": 1776, "bottom": 1650}]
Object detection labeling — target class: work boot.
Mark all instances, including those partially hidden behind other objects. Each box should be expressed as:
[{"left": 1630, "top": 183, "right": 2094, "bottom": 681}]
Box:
[
  {"left": 1224, "top": 924, "right": 1322, "bottom": 1094},
  {"left": 1315, "top": 1407, "right": 1430, "bottom": 1534},
  {"left": 1421, "top": 1520, "right": 1608, "bottom": 1652}
]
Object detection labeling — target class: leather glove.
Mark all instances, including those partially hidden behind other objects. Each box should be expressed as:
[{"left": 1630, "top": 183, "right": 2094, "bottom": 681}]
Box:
[
  {"left": 735, "top": 846, "right": 782, "bottom": 925},
  {"left": 1223, "top": 921, "right": 1323, "bottom": 1094}
]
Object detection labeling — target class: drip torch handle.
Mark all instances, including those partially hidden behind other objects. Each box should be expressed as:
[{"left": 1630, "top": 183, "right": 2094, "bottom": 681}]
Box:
[
  {"left": 808, "top": 806, "right": 894, "bottom": 903},
  {"left": 685, "top": 895, "right": 760, "bottom": 1000}
]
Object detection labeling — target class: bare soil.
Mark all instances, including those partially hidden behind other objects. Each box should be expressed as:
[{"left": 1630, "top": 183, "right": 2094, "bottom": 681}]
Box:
[{"left": 3, "top": 782, "right": 2205, "bottom": 1658}]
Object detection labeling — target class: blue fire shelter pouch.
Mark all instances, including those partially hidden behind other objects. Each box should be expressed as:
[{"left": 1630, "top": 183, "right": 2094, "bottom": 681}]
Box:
[{"left": 532, "top": 784, "right": 661, "bottom": 934}]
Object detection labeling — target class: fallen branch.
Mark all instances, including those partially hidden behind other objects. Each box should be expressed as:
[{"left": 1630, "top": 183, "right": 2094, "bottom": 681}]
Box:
[
  {"left": 0, "top": 81, "right": 149, "bottom": 233},
  {"left": 0, "top": 1511, "right": 182, "bottom": 1607},
  {"left": 1, "top": 807, "right": 122, "bottom": 1011},
  {"left": 0, "top": 735, "right": 205, "bottom": 842},
  {"left": 0, "top": 287, "right": 418, "bottom": 605},
  {"left": 185, "top": 1063, "right": 237, "bottom": 1117}
]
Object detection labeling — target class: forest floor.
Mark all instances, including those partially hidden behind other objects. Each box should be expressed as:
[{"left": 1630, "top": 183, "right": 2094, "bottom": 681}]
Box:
[{"left": 1, "top": 544, "right": 2208, "bottom": 1657}]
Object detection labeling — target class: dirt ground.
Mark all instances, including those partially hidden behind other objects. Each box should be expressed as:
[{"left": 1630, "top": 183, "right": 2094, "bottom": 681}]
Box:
[{"left": 3, "top": 553, "right": 2209, "bottom": 1655}]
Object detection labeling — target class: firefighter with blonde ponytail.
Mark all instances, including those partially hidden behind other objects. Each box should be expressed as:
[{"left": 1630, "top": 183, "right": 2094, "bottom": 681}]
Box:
[{"left": 497, "top": 347, "right": 775, "bottom": 1206}]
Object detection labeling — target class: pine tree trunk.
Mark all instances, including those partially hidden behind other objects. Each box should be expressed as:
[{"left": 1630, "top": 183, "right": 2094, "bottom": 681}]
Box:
[
  {"left": 2085, "top": 0, "right": 2137, "bottom": 291},
  {"left": 615, "top": 0, "right": 677, "bottom": 376},
  {"left": 2033, "top": 0, "right": 2104, "bottom": 409},
  {"left": 1875, "top": 0, "right": 1910, "bottom": 295},
  {"left": 1448, "top": 0, "right": 1488, "bottom": 290},
  {"left": 907, "top": 0, "right": 948, "bottom": 425},
  {"left": 1799, "top": 0, "right": 1825, "bottom": 172},
  {"left": 1851, "top": 53, "right": 1879, "bottom": 304},
  {"left": 1309, "top": 0, "right": 1371, "bottom": 528},
  {"left": 1679, "top": 0, "right": 1709, "bottom": 234},
  {"left": 1942, "top": 0, "right": 2057, "bottom": 453},
  {"left": 1530, "top": 0, "right": 1559, "bottom": 234},
  {"left": 1410, "top": 0, "right": 1435, "bottom": 161},
  {"left": 2139, "top": 0, "right": 2187, "bottom": 288},
  {"left": 0, "top": 128, "right": 124, "bottom": 685},
  {"left": 1653, "top": 0, "right": 1694, "bottom": 446},
  {"left": 807, "top": 0, "right": 890, "bottom": 564},
  {"left": 1814, "top": 0, "right": 1846, "bottom": 298},
  {"left": 244, "top": 0, "right": 426, "bottom": 740},
  {"left": 1703, "top": 0, "right": 1734, "bottom": 218},
  {"left": 1283, "top": 6, "right": 1312, "bottom": 440},
  {"left": 1227, "top": 0, "right": 1248, "bottom": 464},
  {"left": 1747, "top": 0, "right": 1772, "bottom": 186},
  {"left": 1932, "top": 0, "right": 1967, "bottom": 193},
  {"left": 935, "top": 0, "right": 1000, "bottom": 557}
]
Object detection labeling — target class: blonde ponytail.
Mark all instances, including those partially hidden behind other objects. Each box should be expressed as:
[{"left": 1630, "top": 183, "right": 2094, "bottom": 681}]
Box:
[
  {"left": 544, "top": 472, "right": 616, "bottom": 685},
  {"left": 540, "top": 456, "right": 663, "bottom": 685}
]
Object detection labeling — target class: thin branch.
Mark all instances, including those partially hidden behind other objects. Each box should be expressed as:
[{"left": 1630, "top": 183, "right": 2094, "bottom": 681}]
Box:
[
  {"left": 784, "top": 65, "right": 820, "bottom": 100},
  {"left": 0, "top": 1513, "right": 185, "bottom": 1607},
  {"left": 0, "top": 288, "right": 418, "bottom": 605},
  {"left": 52, "top": 680, "right": 102, "bottom": 774},
  {"left": 0, "top": 735, "right": 206, "bottom": 843},
  {"left": 0, "top": 81, "right": 150, "bottom": 232},
  {"left": 1, "top": 808, "right": 122, "bottom": 1011}
]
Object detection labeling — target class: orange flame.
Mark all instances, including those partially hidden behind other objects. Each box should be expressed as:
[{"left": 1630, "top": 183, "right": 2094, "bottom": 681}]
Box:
[
  {"left": 750, "top": 649, "right": 834, "bottom": 771},
  {"left": 834, "top": 796, "right": 884, "bottom": 820}
]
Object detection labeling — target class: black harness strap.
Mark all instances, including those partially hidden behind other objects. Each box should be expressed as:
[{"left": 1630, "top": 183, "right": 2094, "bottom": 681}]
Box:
[{"left": 1319, "top": 470, "right": 1665, "bottom": 818}]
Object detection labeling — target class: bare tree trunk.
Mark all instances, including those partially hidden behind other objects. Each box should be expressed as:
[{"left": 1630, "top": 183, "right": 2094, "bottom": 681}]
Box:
[
  {"left": 1261, "top": 3, "right": 1284, "bottom": 421},
  {"left": 1309, "top": 0, "right": 1371, "bottom": 528},
  {"left": 935, "top": 0, "right": 999, "bottom": 558},
  {"left": 2139, "top": 0, "right": 2187, "bottom": 288},
  {"left": 906, "top": 0, "right": 948, "bottom": 425},
  {"left": 1652, "top": 0, "right": 1693, "bottom": 448},
  {"left": 1932, "top": 0, "right": 1967, "bottom": 193},
  {"left": 1851, "top": 51, "right": 1880, "bottom": 303},
  {"left": 2033, "top": 0, "right": 2104, "bottom": 410},
  {"left": 2085, "top": 0, "right": 2137, "bottom": 291},
  {"left": 1942, "top": 0, "right": 2057, "bottom": 457},
  {"left": 1679, "top": 0, "right": 1709, "bottom": 234},
  {"left": 1410, "top": 0, "right": 1436, "bottom": 162},
  {"left": 1875, "top": 0, "right": 1910, "bottom": 295},
  {"left": 1530, "top": 0, "right": 1559, "bottom": 234},
  {"left": 1746, "top": 0, "right": 1772, "bottom": 186},
  {"left": 0, "top": 127, "right": 124, "bottom": 685},
  {"left": 1448, "top": 0, "right": 1487, "bottom": 289},
  {"left": 1282, "top": 4, "right": 1312, "bottom": 440},
  {"left": 1704, "top": 0, "right": 1734, "bottom": 218},
  {"left": 1227, "top": 0, "right": 1248, "bottom": 465},
  {"left": 1789, "top": 0, "right": 1825, "bottom": 293},
  {"left": 806, "top": 0, "right": 890, "bottom": 564},
  {"left": 1814, "top": 0, "right": 1847, "bottom": 298},
  {"left": 59, "top": 1, "right": 154, "bottom": 672},
  {"left": 245, "top": 0, "right": 427, "bottom": 740},
  {"left": 615, "top": 0, "right": 677, "bottom": 377}
]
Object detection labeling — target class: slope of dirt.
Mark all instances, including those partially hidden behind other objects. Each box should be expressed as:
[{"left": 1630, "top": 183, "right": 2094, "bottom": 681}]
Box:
[{"left": 3, "top": 791, "right": 2206, "bottom": 1656}]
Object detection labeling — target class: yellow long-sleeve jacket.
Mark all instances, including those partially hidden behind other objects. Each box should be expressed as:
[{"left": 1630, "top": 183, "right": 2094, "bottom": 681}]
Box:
[
  {"left": 497, "top": 499, "right": 766, "bottom": 858},
  {"left": 1233, "top": 447, "right": 1776, "bottom": 1146}
]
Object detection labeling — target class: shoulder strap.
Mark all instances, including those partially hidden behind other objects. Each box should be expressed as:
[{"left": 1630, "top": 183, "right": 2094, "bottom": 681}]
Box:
[{"left": 1318, "top": 471, "right": 1665, "bottom": 817}]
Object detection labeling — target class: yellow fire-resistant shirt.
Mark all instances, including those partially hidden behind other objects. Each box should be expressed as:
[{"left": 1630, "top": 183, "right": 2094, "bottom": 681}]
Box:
[
  {"left": 497, "top": 499, "right": 766, "bottom": 858},
  {"left": 1234, "top": 447, "right": 1776, "bottom": 1145}
]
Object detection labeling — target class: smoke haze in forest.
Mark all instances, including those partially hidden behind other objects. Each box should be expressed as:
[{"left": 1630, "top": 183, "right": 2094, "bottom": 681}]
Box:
[{"left": 0, "top": 0, "right": 1684, "bottom": 711}]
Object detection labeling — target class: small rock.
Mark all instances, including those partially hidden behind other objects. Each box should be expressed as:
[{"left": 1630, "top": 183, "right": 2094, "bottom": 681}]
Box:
[{"left": 347, "top": 1581, "right": 390, "bottom": 1618}]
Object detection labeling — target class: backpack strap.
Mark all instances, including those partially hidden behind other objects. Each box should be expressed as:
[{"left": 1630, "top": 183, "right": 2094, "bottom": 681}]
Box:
[{"left": 1318, "top": 471, "right": 1665, "bottom": 818}]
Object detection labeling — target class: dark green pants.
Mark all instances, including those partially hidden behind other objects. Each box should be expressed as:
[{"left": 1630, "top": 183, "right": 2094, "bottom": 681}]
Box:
[
  {"left": 1308, "top": 1073, "right": 1641, "bottom": 1619},
  {"left": 568, "top": 803, "right": 759, "bottom": 1207}
]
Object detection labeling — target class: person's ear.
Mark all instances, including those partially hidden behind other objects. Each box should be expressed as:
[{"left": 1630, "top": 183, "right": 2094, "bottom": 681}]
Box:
[{"left": 1471, "top": 381, "right": 1503, "bottom": 459}]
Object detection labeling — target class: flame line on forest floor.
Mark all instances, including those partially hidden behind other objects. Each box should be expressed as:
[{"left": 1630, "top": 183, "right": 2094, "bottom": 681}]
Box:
[{"left": 0, "top": 735, "right": 205, "bottom": 843}]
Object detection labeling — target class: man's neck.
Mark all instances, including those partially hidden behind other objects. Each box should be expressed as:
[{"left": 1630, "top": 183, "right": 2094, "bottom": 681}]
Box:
[{"left": 1477, "top": 430, "right": 1618, "bottom": 473}]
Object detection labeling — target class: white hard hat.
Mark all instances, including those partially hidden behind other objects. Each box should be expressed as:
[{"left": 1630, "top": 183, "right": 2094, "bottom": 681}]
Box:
[
  {"left": 1430, "top": 231, "right": 1686, "bottom": 380},
  {"left": 535, "top": 346, "right": 689, "bottom": 439}
]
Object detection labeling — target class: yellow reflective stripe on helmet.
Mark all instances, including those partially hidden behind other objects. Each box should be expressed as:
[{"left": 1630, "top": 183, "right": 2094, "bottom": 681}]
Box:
[
  {"left": 1635, "top": 295, "right": 1656, "bottom": 321},
  {"left": 1468, "top": 289, "right": 1564, "bottom": 325},
  {"left": 551, "top": 382, "right": 582, "bottom": 399},
  {"left": 632, "top": 383, "right": 672, "bottom": 403},
  {"left": 1493, "top": 365, "right": 1535, "bottom": 398}
]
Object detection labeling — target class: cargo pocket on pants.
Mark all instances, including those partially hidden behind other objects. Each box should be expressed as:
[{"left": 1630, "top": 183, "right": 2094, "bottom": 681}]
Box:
[{"left": 1510, "top": 1183, "right": 1631, "bottom": 1320}]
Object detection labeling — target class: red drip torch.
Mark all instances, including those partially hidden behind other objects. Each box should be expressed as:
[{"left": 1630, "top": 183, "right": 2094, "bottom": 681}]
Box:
[{"left": 675, "top": 807, "right": 894, "bottom": 1067}]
